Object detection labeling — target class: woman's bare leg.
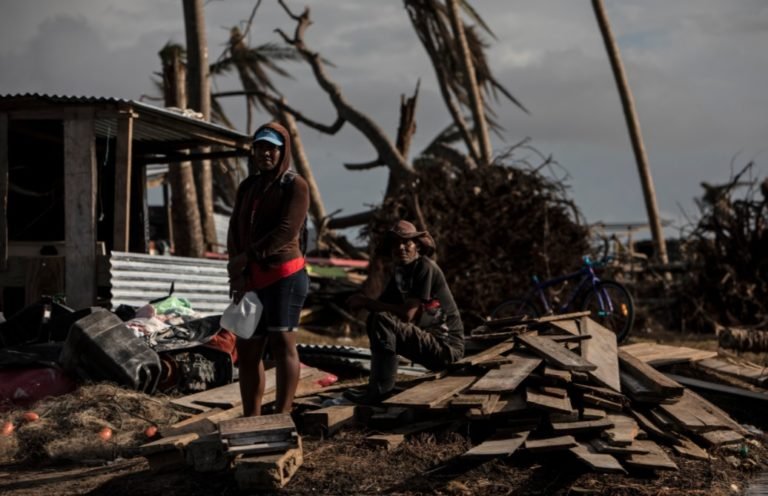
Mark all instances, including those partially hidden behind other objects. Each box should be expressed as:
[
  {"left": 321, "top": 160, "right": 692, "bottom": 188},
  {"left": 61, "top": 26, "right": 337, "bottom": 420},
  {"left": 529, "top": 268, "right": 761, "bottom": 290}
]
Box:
[
  {"left": 236, "top": 336, "right": 268, "bottom": 416},
  {"left": 269, "top": 332, "right": 300, "bottom": 413}
]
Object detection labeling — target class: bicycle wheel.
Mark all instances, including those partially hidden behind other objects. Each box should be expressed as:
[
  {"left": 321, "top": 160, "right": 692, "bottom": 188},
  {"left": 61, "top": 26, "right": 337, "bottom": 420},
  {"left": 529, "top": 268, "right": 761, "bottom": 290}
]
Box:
[
  {"left": 580, "top": 280, "right": 635, "bottom": 343},
  {"left": 490, "top": 299, "right": 539, "bottom": 320}
]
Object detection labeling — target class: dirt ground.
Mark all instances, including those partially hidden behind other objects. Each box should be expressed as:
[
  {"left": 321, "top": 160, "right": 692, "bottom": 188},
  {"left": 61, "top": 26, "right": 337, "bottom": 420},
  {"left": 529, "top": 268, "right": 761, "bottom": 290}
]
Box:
[
  {"left": 0, "top": 427, "right": 765, "bottom": 496},
  {"left": 1, "top": 331, "right": 766, "bottom": 495}
]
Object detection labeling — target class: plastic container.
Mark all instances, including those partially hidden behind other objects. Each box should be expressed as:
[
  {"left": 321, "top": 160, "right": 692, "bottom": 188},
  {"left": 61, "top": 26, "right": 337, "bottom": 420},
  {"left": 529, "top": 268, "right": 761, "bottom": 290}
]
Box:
[{"left": 59, "top": 309, "right": 161, "bottom": 393}]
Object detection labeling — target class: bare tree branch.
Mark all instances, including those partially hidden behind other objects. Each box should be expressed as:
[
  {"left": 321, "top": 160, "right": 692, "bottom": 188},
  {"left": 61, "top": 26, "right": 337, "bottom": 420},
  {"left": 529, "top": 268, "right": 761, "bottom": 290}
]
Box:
[
  {"left": 212, "top": 89, "right": 344, "bottom": 134},
  {"left": 345, "top": 159, "right": 385, "bottom": 171},
  {"left": 275, "top": 0, "right": 415, "bottom": 178}
]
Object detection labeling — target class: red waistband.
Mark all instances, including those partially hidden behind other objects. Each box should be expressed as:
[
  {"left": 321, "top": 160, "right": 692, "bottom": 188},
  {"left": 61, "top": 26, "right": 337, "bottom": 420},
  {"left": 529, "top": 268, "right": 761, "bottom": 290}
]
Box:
[{"left": 248, "top": 257, "right": 305, "bottom": 290}]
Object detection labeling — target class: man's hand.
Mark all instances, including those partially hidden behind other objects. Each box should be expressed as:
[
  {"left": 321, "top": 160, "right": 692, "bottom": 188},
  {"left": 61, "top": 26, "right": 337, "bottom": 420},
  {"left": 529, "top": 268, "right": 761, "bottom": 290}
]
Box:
[{"left": 346, "top": 294, "right": 370, "bottom": 311}]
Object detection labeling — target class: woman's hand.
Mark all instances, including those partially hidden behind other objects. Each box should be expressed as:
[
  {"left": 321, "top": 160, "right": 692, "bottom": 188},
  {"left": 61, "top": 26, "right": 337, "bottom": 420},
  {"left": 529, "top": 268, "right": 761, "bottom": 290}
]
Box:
[
  {"left": 228, "top": 253, "right": 249, "bottom": 301},
  {"left": 227, "top": 252, "right": 249, "bottom": 278}
]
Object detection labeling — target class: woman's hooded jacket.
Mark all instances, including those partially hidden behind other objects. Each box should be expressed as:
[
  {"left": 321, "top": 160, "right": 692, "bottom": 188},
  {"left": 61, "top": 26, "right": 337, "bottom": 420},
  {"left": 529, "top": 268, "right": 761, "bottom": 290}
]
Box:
[{"left": 227, "top": 122, "right": 309, "bottom": 266}]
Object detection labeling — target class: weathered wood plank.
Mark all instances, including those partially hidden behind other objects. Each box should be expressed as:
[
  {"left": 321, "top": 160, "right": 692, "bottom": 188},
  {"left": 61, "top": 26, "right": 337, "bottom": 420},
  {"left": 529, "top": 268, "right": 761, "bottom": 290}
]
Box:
[
  {"left": 64, "top": 114, "right": 97, "bottom": 309},
  {"left": 582, "top": 393, "right": 624, "bottom": 412},
  {"left": 693, "top": 357, "right": 768, "bottom": 386},
  {"left": 541, "top": 386, "right": 568, "bottom": 398},
  {"left": 619, "top": 351, "right": 684, "bottom": 397},
  {"left": 219, "top": 413, "right": 296, "bottom": 439},
  {"left": 627, "top": 408, "right": 681, "bottom": 446},
  {"left": 618, "top": 343, "right": 717, "bottom": 366},
  {"left": 525, "top": 388, "right": 573, "bottom": 415},
  {"left": 551, "top": 417, "right": 614, "bottom": 434},
  {"left": 365, "top": 433, "right": 405, "bottom": 450},
  {"left": 581, "top": 317, "right": 621, "bottom": 391},
  {"left": 302, "top": 404, "right": 356, "bottom": 436},
  {"left": 517, "top": 334, "right": 597, "bottom": 371},
  {"left": 524, "top": 435, "right": 577, "bottom": 452},
  {"left": 462, "top": 431, "right": 529, "bottom": 458},
  {"left": 543, "top": 367, "right": 572, "bottom": 384},
  {"left": 623, "top": 440, "right": 678, "bottom": 471},
  {"left": 697, "top": 429, "right": 744, "bottom": 447},
  {"left": 451, "top": 339, "right": 516, "bottom": 368},
  {"left": 550, "top": 319, "right": 580, "bottom": 336},
  {"left": 570, "top": 443, "right": 626, "bottom": 473},
  {"left": 113, "top": 115, "right": 133, "bottom": 252},
  {"left": 620, "top": 370, "right": 669, "bottom": 403},
  {"left": 601, "top": 414, "right": 639, "bottom": 446},
  {"left": 140, "top": 432, "right": 200, "bottom": 456},
  {"left": 469, "top": 353, "right": 542, "bottom": 393},
  {"left": 672, "top": 437, "right": 709, "bottom": 460},
  {"left": 385, "top": 375, "right": 476, "bottom": 408},
  {"left": 487, "top": 394, "right": 528, "bottom": 417},
  {"left": 589, "top": 438, "right": 650, "bottom": 455},
  {"left": 660, "top": 390, "right": 744, "bottom": 433},
  {"left": 171, "top": 369, "right": 276, "bottom": 413}
]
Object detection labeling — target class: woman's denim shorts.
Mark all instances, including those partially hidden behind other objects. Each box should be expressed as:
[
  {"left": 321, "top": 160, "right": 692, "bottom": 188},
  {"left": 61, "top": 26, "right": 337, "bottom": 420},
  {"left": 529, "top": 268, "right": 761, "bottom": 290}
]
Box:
[{"left": 253, "top": 269, "right": 309, "bottom": 334}]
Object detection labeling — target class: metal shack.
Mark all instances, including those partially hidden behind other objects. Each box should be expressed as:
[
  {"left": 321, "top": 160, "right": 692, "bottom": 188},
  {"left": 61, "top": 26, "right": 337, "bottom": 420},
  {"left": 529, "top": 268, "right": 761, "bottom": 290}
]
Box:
[{"left": 0, "top": 94, "right": 250, "bottom": 315}]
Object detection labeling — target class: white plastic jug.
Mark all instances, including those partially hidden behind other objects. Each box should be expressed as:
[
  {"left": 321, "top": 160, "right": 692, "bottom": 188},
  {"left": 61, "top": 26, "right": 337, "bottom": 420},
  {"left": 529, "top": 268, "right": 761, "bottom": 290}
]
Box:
[{"left": 220, "top": 291, "right": 263, "bottom": 339}]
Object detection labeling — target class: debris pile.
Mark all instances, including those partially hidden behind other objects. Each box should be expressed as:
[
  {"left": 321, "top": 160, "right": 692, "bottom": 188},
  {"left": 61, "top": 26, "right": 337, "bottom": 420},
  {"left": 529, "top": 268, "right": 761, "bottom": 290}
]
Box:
[
  {"left": 115, "top": 312, "right": 766, "bottom": 491},
  {"left": 365, "top": 163, "right": 590, "bottom": 318},
  {"left": 680, "top": 164, "right": 768, "bottom": 340}
]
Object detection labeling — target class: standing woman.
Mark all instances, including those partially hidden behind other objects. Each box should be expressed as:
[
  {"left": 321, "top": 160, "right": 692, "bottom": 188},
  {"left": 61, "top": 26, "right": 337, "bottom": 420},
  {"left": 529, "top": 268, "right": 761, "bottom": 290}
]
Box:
[{"left": 227, "top": 122, "right": 310, "bottom": 416}]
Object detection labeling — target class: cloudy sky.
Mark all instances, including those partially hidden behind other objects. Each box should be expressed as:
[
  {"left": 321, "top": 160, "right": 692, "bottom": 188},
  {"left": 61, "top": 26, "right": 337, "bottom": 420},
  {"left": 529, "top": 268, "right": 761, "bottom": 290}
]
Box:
[{"left": 2, "top": 1, "right": 767, "bottom": 240}]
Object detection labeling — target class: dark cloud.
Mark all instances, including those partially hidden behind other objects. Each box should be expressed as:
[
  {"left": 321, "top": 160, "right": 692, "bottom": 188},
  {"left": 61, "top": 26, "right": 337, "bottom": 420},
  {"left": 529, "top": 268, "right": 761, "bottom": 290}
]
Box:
[{"left": 1, "top": 0, "right": 766, "bottom": 234}]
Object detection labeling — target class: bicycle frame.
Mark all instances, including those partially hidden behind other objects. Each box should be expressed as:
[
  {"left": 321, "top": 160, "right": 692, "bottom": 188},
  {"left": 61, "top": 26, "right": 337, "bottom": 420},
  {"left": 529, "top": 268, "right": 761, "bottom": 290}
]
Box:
[{"left": 529, "top": 262, "right": 607, "bottom": 315}]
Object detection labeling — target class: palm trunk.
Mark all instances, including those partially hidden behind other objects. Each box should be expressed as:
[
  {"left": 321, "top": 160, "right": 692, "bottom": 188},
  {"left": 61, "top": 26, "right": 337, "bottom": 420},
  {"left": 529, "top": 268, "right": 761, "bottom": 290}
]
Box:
[
  {"left": 160, "top": 44, "right": 205, "bottom": 258},
  {"left": 446, "top": 0, "right": 492, "bottom": 166},
  {"left": 183, "top": 0, "right": 217, "bottom": 253},
  {"left": 592, "top": 0, "right": 669, "bottom": 265}
]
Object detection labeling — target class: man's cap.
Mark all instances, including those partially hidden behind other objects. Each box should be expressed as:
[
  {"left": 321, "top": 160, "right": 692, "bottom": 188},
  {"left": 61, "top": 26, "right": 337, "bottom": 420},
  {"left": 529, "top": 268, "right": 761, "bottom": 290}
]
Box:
[{"left": 252, "top": 127, "right": 284, "bottom": 147}]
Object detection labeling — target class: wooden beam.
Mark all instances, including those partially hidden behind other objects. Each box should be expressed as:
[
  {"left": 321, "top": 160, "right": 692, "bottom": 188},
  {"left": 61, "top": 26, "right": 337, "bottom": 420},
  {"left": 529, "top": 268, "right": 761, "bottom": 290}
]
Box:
[
  {"left": 516, "top": 334, "right": 597, "bottom": 371},
  {"left": 581, "top": 317, "right": 621, "bottom": 391},
  {"left": 0, "top": 113, "right": 8, "bottom": 271},
  {"left": 64, "top": 114, "right": 97, "bottom": 309},
  {"left": 138, "top": 149, "right": 248, "bottom": 164},
  {"left": 113, "top": 115, "right": 133, "bottom": 252}
]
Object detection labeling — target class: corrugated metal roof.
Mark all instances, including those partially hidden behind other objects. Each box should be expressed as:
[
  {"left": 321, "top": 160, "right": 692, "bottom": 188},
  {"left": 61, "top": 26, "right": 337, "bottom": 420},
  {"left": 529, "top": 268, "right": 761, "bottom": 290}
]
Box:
[
  {"left": 0, "top": 93, "right": 250, "bottom": 147},
  {"left": 110, "top": 251, "right": 230, "bottom": 315}
]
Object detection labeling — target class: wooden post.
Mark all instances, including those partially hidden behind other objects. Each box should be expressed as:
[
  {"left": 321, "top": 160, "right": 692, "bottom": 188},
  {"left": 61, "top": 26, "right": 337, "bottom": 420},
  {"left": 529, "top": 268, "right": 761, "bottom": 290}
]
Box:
[
  {"left": 113, "top": 114, "right": 134, "bottom": 252},
  {"left": 592, "top": 0, "right": 669, "bottom": 265},
  {"left": 64, "top": 113, "right": 97, "bottom": 309},
  {"left": 0, "top": 114, "right": 8, "bottom": 271}
]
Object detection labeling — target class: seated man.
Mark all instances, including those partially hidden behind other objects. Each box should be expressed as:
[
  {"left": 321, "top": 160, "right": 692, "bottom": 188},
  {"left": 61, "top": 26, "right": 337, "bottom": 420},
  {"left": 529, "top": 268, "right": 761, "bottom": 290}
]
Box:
[{"left": 345, "top": 220, "right": 464, "bottom": 403}]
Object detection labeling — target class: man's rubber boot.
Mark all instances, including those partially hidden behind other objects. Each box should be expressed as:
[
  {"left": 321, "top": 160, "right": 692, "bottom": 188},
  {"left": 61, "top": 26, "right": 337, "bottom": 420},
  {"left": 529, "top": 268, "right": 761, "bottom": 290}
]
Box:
[{"left": 344, "top": 351, "right": 398, "bottom": 404}]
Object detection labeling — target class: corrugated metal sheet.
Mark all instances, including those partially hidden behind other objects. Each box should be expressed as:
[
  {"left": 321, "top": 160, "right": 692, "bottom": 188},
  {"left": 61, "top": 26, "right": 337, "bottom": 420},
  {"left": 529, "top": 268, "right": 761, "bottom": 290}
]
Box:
[{"left": 110, "top": 251, "right": 230, "bottom": 315}]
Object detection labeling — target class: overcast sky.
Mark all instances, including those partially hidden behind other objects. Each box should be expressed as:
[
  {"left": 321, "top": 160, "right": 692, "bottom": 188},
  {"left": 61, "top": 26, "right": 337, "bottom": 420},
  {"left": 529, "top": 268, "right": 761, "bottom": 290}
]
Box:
[{"left": 1, "top": 0, "right": 766, "bottom": 240}]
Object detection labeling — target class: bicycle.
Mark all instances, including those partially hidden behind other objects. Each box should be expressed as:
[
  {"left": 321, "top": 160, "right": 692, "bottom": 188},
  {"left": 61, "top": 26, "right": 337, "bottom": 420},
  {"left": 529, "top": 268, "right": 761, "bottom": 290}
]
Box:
[{"left": 489, "top": 256, "right": 635, "bottom": 343}]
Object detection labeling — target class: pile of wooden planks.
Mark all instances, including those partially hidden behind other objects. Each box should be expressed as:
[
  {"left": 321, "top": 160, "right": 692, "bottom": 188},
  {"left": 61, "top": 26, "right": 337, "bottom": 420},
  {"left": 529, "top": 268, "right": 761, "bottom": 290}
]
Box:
[
  {"left": 293, "top": 313, "right": 755, "bottom": 475},
  {"left": 138, "top": 366, "right": 335, "bottom": 489},
  {"left": 135, "top": 314, "right": 761, "bottom": 486}
]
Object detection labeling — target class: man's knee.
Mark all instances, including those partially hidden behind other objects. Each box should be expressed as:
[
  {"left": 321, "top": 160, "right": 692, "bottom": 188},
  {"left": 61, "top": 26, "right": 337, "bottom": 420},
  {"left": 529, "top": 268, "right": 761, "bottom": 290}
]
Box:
[{"left": 367, "top": 312, "right": 400, "bottom": 353}]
